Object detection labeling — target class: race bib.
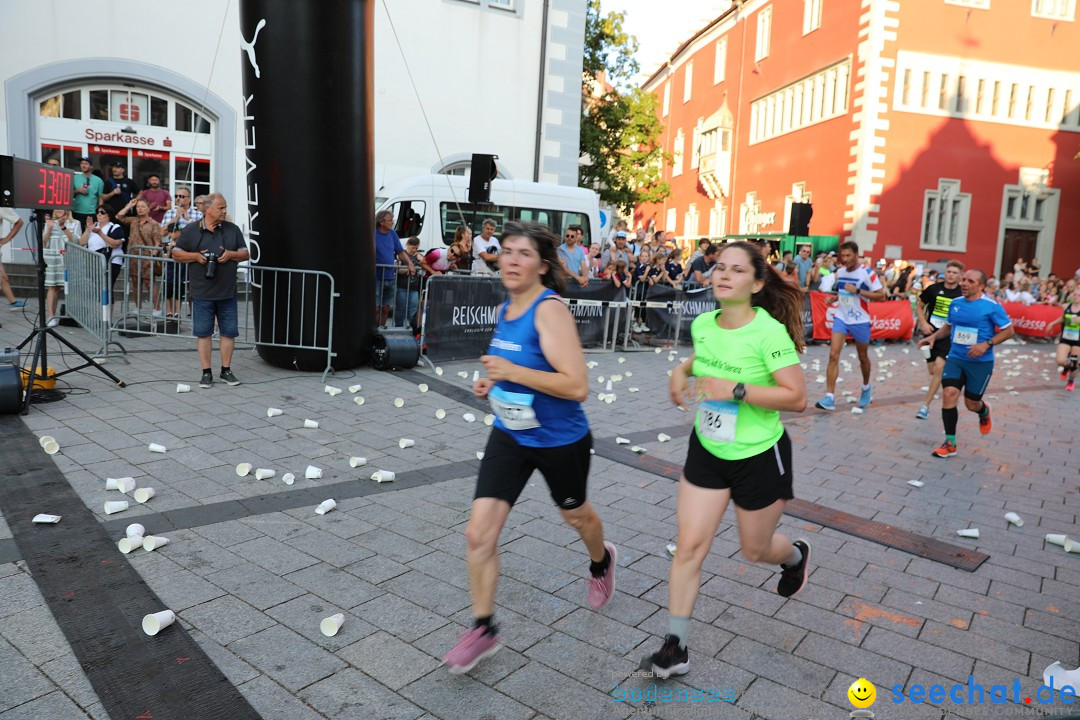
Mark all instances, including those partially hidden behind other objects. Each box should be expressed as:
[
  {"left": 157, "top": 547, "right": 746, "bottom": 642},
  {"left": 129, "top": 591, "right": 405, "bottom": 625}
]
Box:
[
  {"left": 839, "top": 291, "right": 859, "bottom": 317},
  {"left": 929, "top": 314, "right": 946, "bottom": 329},
  {"left": 697, "top": 401, "right": 739, "bottom": 443},
  {"left": 489, "top": 386, "right": 541, "bottom": 431},
  {"left": 953, "top": 326, "right": 978, "bottom": 346}
]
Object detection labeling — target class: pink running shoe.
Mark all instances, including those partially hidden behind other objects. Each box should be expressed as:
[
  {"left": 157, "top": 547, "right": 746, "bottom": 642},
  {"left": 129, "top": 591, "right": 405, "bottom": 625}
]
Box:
[
  {"left": 443, "top": 625, "right": 502, "bottom": 674},
  {"left": 588, "top": 542, "right": 618, "bottom": 609}
]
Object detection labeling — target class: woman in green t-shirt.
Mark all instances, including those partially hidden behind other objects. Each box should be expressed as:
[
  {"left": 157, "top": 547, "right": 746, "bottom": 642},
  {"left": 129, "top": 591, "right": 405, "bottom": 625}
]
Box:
[{"left": 647, "top": 241, "right": 809, "bottom": 679}]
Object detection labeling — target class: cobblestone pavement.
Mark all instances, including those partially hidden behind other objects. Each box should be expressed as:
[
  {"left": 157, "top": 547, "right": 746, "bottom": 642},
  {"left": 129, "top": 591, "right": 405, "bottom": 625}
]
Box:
[{"left": 1, "top": 308, "right": 1077, "bottom": 720}]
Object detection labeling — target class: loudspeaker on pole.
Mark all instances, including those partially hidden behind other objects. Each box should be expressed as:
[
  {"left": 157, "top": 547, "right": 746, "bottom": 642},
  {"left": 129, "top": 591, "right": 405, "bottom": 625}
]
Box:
[
  {"left": 467, "top": 154, "right": 498, "bottom": 205},
  {"left": 788, "top": 202, "right": 813, "bottom": 237}
]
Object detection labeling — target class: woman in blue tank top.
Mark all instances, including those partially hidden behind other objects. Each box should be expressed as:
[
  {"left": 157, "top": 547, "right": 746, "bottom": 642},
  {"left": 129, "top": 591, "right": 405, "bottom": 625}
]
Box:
[{"left": 442, "top": 221, "right": 617, "bottom": 674}]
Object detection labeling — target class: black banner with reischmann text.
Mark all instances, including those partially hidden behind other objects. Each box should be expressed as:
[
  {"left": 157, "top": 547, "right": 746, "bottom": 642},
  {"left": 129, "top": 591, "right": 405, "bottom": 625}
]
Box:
[
  {"left": 644, "top": 284, "right": 717, "bottom": 339},
  {"left": 422, "top": 277, "right": 625, "bottom": 362}
]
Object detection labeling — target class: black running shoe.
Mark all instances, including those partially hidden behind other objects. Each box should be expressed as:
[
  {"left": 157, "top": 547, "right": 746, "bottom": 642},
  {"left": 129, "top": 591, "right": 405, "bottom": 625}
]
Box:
[
  {"left": 199, "top": 370, "right": 213, "bottom": 389},
  {"left": 220, "top": 369, "right": 241, "bottom": 386},
  {"left": 648, "top": 634, "right": 689, "bottom": 679},
  {"left": 777, "top": 539, "right": 811, "bottom": 598}
]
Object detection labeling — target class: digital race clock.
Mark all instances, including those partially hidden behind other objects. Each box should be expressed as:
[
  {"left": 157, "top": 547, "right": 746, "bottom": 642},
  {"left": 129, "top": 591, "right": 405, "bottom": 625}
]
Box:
[{"left": 0, "top": 155, "right": 76, "bottom": 210}]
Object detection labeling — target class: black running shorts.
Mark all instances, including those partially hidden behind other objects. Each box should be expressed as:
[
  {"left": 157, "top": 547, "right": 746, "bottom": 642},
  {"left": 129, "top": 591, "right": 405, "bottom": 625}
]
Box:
[
  {"left": 682, "top": 430, "right": 793, "bottom": 510},
  {"left": 475, "top": 427, "right": 592, "bottom": 510}
]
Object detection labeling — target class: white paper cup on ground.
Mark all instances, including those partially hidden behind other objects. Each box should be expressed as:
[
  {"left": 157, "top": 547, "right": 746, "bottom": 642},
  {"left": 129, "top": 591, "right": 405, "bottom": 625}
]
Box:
[
  {"left": 399, "top": 438, "right": 415, "bottom": 449},
  {"left": 1045, "top": 534, "right": 1068, "bottom": 547},
  {"left": 631, "top": 446, "right": 647, "bottom": 454},
  {"left": 254, "top": 468, "right": 276, "bottom": 480},
  {"left": 371, "top": 470, "right": 395, "bottom": 483},
  {"left": 658, "top": 433, "right": 671, "bottom": 442},
  {"left": 463, "top": 413, "right": 476, "bottom": 423},
  {"left": 476, "top": 452, "right": 484, "bottom": 460},
  {"left": 176, "top": 383, "right": 191, "bottom": 393},
  {"left": 483, "top": 414, "right": 495, "bottom": 426},
  {"left": 472, "top": 370, "right": 480, "bottom": 382},
  {"left": 324, "top": 385, "right": 342, "bottom": 396},
  {"left": 305, "top": 465, "right": 323, "bottom": 480},
  {"left": 1004, "top": 511, "right": 1023, "bottom": 527},
  {"left": 907, "top": 480, "right": 925, "bottom": 488},
  {"left": 1064, "top": 538, "right": 1080, "bottom": 554},
  {"left": 349, "top": 456, "right": 367, "bottom": 468},
  {"left": 393, "top": 398, "right": 404, "bottom": 408},
  {"left": 418, "top": 383, "right": 429, "bottom": 393},
  {"left": 354, "top": 396, "right": 365, "bottom": 406},
  {"left": 115, "top": 478, "right": 136, "bottom": 494},
  {"left": 320, "top": 613, "right": 345, "bottom": 637},
  {"left": 435, "top": 409, "right": 446, "bottom": 419},
  {"left": 118, "top": 535, "right": 144, "bottom": 554},
  {"left": 956, "top": 528, "right": 980, "bottom": 539},
  {"left": 458, "top": 371, "right": 468, "bottom": 379},
  {"left": 42, "top": 439, "right": 60, "bottom": 455},
  {"left": 148, "top": 443, "right": 166, "bottom": 453},
  {"left": 616, "top": 437, "right": 630, "bottom": 445},
  {"left": 104, "top": 500, "right": 129, "bottom": 515},
  {"left": 348, "top": 384, "right": 362, "bottom": 393},
  {"left": 39, "top": 436, "right": 56, "bottom": 448},
  {"left": 142, "top": 609, "right": 175, "bottom": 636},
  {"left": 106, "top": 477, "right": 134, "bottom": 491},
  {"left": 315, "top": 499, "right": 337, "bottom": 515},
  {"left": 303, "top": 419, "right": 319, "bottom": 429},
  {"left": 235, "top": 463, "right": 253, "bottom": 477},
  {"left": 126, "top": 523, "right": 145, "bottom": 538},
  {"left": 435, "top": 367, "right": 444, "bottom": 376},
  {"left": 133, "top": 488, "right": 156, "bottom": 504},
  {"left": 143, "top": 535, "right": 170, "bottom": 551},
  {"left": 282, "top": 473, "right": 295, "bottom": 485},
  {"left": 32, "top": 514, "right": 61, "bottom": 524},
  {"left": 267, "top": 408, "right": 283, "bottom": 417}
]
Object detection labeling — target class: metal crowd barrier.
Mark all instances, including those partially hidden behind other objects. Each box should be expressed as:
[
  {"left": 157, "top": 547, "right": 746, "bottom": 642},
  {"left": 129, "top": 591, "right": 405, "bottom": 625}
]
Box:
[
  {"left": 62, "top": 241, "right": 117, "bottom": 356},
  {"left": 58, "top": 244, "right": 338, "bottom": 379},
  {"left": 375, "top": 262, "right": 426, "bottom": 331}
]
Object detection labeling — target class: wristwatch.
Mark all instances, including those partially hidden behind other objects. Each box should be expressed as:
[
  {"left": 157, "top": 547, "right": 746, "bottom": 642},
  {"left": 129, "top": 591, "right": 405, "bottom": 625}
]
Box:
[
  {"left": 986, "top": 338, "right": 994, "bottom": 347},
  {"left": 732, "top": 382, "right": 746, "bottom": 402}
]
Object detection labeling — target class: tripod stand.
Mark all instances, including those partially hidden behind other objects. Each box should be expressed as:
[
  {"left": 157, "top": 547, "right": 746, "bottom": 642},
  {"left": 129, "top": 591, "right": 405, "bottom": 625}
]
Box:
[{"left": 15, "top": 213, "right": 125, "bottom": 414}]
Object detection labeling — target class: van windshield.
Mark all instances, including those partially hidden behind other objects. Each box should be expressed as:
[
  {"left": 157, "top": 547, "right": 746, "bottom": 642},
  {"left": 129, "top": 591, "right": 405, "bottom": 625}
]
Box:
[{"left": 439, "top": 202, "right": 591, "bottom": 246}]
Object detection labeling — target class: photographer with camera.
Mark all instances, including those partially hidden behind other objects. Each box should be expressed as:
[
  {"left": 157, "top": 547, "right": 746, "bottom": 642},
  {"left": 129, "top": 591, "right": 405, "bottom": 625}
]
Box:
[{"left": 171, "top": 194, "right": 249, "bottom": 388}]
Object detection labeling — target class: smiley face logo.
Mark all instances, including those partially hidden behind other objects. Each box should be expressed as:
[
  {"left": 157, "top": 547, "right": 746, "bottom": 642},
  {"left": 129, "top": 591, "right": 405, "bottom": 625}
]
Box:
[{"left": 848, "top": 678, "right": 876, "bottom": 708}]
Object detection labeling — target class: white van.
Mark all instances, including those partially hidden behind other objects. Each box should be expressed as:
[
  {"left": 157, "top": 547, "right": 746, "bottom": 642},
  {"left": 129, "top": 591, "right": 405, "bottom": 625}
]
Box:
[{"left": 375, "top": 174, "right": 601, "bottom": 252}]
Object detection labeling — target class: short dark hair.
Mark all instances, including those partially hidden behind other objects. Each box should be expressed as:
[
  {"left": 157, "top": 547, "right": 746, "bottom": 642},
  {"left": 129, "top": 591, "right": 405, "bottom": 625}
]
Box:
[
  {"left": 567, "top": 225, "right": 583, "bottom": 234},
  {"left": 839, "top": 240, "right": 859, "bottom": 254},
  {"left": 698, "top": 238, "right": 710, "bottom": 248},
  {"left": 704, "top": 244, "right": 719, "bottom": 257}
]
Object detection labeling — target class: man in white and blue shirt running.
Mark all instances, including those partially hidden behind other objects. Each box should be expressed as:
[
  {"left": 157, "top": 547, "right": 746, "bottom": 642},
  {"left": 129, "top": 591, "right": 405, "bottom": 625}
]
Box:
[
  {"left": 815, "top": 241, "right": 886, "bottom": 411},
  {"left": 918, "top": 269, "right": 1014, "bottom": 458}
]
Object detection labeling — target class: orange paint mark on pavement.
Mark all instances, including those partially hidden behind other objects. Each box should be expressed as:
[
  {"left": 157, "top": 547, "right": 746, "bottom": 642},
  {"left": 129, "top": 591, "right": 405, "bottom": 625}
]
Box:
[
  {"left": 1046, "top": 605, "right": 1060, "bottom": 614},
  {"left": 948, "top": 618, "right": 969, "bottom": 629},
  {"left": 844, "top": 600, "right": 922, "bottom": 642}
]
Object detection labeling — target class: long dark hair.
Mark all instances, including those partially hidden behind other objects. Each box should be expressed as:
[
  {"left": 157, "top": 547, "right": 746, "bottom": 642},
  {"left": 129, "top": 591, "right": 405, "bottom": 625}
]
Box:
[
  {"left": 720, "top": 241, "right": 805, "bottom": 352},
  {"left": 501, "top": 221, "right": 566, "bottom": 293}
]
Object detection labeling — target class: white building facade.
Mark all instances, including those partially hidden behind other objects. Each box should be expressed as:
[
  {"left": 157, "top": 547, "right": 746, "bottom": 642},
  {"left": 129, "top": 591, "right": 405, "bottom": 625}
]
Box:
[{"left": 0, "top": 0, "right": 586, "bottom": 258}]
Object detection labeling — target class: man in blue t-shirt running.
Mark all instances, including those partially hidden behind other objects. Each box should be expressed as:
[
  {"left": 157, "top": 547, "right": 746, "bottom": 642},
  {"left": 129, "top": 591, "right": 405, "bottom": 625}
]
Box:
[{"left": 918, "top": 269, "right": 1014, "bottom": 459}]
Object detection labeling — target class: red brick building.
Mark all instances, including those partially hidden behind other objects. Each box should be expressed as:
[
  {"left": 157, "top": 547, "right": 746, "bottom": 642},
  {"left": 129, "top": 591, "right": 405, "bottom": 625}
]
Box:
[{"left": 634, "top": 0, "right": 1079, "bottom": 277}]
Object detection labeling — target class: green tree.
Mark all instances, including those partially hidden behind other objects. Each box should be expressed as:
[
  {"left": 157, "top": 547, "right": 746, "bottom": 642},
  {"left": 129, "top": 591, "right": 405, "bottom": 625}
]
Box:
[{"left": 579, "top": 0, "right": 669, "bottom": 215}]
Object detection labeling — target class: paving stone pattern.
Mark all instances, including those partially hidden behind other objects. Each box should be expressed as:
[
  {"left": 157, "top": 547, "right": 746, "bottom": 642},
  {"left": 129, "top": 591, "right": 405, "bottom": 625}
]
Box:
[{"left": 1, "top": 312, "right": 1078, "bottom": 719}]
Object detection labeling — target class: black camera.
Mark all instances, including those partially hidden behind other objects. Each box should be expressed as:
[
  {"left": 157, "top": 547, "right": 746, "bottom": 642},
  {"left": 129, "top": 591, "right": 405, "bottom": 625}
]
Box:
[{"left": 204, "top": 252, "right": 218, "bottom": 279}]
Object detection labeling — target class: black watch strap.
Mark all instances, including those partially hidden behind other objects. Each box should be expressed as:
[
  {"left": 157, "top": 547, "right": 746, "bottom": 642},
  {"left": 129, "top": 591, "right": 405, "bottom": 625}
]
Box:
[{"left": 733, "top": 382, "right": 746, "bottom": 402}]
